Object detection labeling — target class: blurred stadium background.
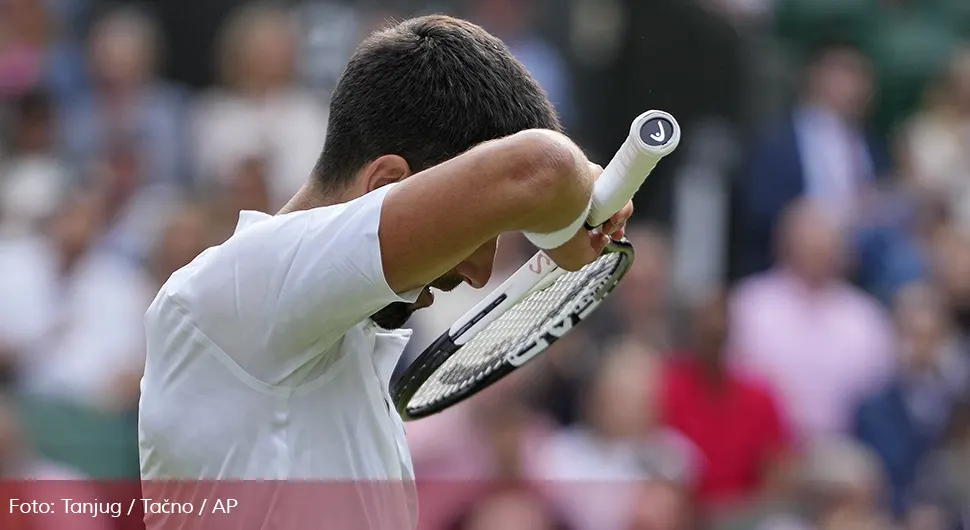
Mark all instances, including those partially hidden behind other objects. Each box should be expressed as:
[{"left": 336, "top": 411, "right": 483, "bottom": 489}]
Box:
[{"left": 1, "top": 0, "right": 970, "bottom": 528}]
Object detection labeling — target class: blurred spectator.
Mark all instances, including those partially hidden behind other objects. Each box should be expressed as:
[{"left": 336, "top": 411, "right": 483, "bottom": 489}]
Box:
[
  {"left": 662, "top": 289, "right": 793, "bottom": 510},
  {"left": 799, "top": 438, "right": 894, "bottom": 530},
  {"left": 532, "top": 341, "right": 699, "bottom": 530},
  {"left": 716, "top": 438, "right": 892, "bottom": 530},
  {"left": 224, "top": 155, "right": 272, "bottom": 213},
  {"left": 930, "top": 225, "right": 970, "bottom": 337},
  {"left": 522, "top": 328, "right": 600, "bottom": 427},
  {"left": 88, "top": 140, "right": 181, "bottom": 265},
  {"left": 445, "top": 486, "right": 573, "bottom": 530},
  {"left": 207, "top": 154, "right": 273, "bottom": 244},
  {"left": 730, "top": 199, "right": 896, "bottom": 441},
  {"left": 904, "top": 505, "right": 951, "bottom": 530},
  {"left": 536, "top": 341, "right": 699, "bottom": 482},
  {"left": 626, "top": 480, "right": 693, "bottom": 530},
  {"left": 409, "top": 377, "right": 552, "bottom": 480},
  {"left": 911, "top": 399, "right": 970, "bottom": 530},
  {"left": 0, "top": 193, "right": 153, "bottom": 411},
  {"left": 293, "top": 1, "right": 364, "bottom": 95},
  {"left": 0, "top": 0, "right": 86, "bottom": 102},
  {"left": 738, "top": 39, "right": 887, "bottom": 276},
  {"left": 703, "top": 0, "right": 774, "bottom": 29},
  {"left": 467, "top": 0, "right": 576, "bottom": 130},
  {"left": 901, "top": 46, "right": 970, "bottom": 233},
  {"left": 46, "top": 0, "right": 89, "bottom": 40},
  {"left": 591, "top": 225, "right": 674, "bottom": 350},
  {"left": 0, "top": 90, "right": 73, "bottom": 237},
  {"left": 854, "top": 184, "right": 949, "bottom": 307},
  {"left": 149, "top": 201, "right": 213, "bottom": 287},
  {"left": 854, "top": 282, "right": 970, "bottom": 518},
  {"left": 61, "top": 6, "right": 189, "bottom": 189},
  {"left": 192, "top": 3, "right": 329, "bottom": 209},
  {"left": 409, "top": 378, "right": 555, "bottom": 530}
]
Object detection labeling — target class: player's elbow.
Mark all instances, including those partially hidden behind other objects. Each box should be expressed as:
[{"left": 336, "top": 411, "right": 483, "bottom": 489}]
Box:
[{"left": 502, "top": 129, "right": 592, "bottom": 232}]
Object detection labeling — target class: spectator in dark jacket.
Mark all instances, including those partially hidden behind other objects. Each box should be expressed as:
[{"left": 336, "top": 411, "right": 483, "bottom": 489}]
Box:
[
  {"left": 736, "top": 39, "right": 888, "bottom": 278},
  {"left": 911, "top": 398, "right": 970, "bottom": 530},
  {"left": 854, "top": 282, "right": 970, "bottom": 517}
]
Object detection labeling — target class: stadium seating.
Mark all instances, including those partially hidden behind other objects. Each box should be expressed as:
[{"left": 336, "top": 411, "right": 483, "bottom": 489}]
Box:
[
  {"left": 865, "top": 12, "right": 962, "bottom": 134},
  {"left": 16, "top": 395, "right": 140, "bottom": 479}
]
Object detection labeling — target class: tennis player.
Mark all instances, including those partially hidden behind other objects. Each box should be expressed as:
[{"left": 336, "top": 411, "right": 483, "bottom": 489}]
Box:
[{"left": 138, "top": 14, "right": 631, "bottom": 528}]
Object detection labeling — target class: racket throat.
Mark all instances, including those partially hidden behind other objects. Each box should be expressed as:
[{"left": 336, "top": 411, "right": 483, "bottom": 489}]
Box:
[{"left": 523, "top": 254, "right": 564, "bottom": 297}]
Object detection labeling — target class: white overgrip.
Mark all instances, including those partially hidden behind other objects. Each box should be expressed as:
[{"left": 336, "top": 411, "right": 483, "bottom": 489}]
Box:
[{"left": 586, "top": 110, "right": 681, "bottom": 227}]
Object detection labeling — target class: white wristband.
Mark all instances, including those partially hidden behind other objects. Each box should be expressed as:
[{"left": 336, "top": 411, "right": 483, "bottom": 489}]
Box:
[{"left": 523, "top": 198, "right": 593, "bottom": 250}]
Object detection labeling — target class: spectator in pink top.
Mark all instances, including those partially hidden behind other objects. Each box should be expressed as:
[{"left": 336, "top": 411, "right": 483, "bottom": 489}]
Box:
[{"left": 729, "top": 198, "right": 896, "bottom": 442}]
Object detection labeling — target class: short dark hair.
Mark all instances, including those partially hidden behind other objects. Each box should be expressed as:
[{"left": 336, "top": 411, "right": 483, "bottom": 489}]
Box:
[
  {"left": 15, "top": 90, "right": 53, "bottom": 123},
  {"left": 312, "top": 15, "right": 561, "bottom": 191}
]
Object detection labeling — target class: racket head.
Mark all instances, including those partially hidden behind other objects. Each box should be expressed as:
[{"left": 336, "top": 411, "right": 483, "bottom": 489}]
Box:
[{"left": 392, "top": 240, "right": 635, "bottom": 421}]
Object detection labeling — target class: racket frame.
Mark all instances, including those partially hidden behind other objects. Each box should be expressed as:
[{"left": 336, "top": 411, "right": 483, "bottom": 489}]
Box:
[{"left": 392, "top": 240, "right": 635, "bottom": 421}]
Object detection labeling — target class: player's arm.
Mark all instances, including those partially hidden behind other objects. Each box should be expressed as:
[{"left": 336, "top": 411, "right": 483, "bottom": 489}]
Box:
[
  {"left": 167, "top": 129, "right": 617, "bottom": 365},
  {"left": 380, "top": 129, "right": 602, "bottom": 294}
]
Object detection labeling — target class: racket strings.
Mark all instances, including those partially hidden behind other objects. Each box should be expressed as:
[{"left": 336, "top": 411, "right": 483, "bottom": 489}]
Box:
[{"left": 408, "top": 252, "right": 624, "bottom": 409}]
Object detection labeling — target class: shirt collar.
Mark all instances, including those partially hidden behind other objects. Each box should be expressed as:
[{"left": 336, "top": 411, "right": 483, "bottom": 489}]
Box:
[{"left": 234, "top": 210, "right": 274, "bottom": 233}]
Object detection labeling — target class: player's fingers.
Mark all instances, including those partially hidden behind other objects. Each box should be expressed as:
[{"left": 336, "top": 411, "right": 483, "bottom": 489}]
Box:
[
  {"left": 602, "top": 202, "right": 632, "bottom": 236},
  {"left": 613, "top": 201, "right": 634, "bottom": 224},
  {"left": 589, "top": 231, "right": 610, "bottom": 257}
]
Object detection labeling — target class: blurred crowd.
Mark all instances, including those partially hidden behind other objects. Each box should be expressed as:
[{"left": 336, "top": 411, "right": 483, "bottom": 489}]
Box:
[{"left": 1, "top": 0, "right": 970, "bottom": 530}]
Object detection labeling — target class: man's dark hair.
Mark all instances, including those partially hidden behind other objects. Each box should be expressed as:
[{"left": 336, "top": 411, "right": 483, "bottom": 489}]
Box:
[
  {"left": 312, "top": 15, "right": 562, "bottom": 191},
  {"left": 15, "top": 90, "right": 53, "bottom": 123}
]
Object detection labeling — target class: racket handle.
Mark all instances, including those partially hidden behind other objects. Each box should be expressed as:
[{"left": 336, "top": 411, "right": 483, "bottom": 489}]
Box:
[{"left": 586, "top": 110, "right": 681, "bottom": 228}]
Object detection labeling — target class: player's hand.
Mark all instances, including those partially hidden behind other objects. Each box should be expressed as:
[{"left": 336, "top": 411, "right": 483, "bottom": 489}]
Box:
[
  {"left": 602, "top": 199, "right": 633, "bottom": 241},
  {"left": 590, "top": 161, "right": 634, "bottom": 241},
  {"left": 545, "top": 163, "right": 634, "bottom": 272}
]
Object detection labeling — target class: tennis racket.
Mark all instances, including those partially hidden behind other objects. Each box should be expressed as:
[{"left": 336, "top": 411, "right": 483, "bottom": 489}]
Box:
[{"left": 393, "top": 110, "right": 681, "bottom": 421}]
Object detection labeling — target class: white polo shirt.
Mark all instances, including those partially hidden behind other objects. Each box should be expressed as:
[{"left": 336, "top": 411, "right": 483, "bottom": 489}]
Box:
[{"left": 139, "top": 185, "right": 419, "bottom": 525}]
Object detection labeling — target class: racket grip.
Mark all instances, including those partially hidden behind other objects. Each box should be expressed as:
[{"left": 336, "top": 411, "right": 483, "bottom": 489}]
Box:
[{"left": 586, "top": 110, "right": 681, "bottom": 228}]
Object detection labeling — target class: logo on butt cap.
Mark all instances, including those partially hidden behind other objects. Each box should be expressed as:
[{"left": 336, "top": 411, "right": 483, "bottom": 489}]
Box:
[{"left": 639, "top": 117, "right": 674, "bottom": 148}]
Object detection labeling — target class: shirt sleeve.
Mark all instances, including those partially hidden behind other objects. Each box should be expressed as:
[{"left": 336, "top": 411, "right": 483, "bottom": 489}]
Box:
[{"left": 174, "top": 184, "right": 418, "bottom": 370}]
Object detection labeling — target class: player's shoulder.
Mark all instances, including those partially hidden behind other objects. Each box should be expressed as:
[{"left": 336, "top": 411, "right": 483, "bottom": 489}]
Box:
[
  {"left": 147, "top": 187, "right": 396, "bottom": 323},
  {"left": 237, "top": 186, "right": 392, "bottom": 240},
  {"left": 146, "top": 240, "right": 223, "bottom": 321}
]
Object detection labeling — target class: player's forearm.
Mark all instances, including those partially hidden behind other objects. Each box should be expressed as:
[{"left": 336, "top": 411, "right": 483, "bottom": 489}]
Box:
[
  {"left": 495, "top": 129, "right": 594, "bottom": 236},
  {"left": 378, "top": 129, "right": 594, "bottom": 293}
]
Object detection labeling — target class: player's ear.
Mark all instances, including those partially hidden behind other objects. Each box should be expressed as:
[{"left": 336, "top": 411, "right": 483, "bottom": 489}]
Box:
[{"left": 362, "top": 155, "right": 412, "bottom": 193}]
